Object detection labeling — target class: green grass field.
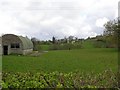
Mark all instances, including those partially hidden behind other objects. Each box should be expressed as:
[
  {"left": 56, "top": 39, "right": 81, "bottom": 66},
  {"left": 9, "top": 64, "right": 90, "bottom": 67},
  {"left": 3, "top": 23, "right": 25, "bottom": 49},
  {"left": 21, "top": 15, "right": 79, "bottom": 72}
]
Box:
[
  {"left": 82, "top": 40, "right": 95, "bottom": 48},
  {"left": 37, "top": 45, "right": 50, "bottom": 51},
  {"left": 0, "top": 57, "right": 2, "bottom": 72},
  {"left": 2, "top": 48, "right": 118, "bottom": 73}
]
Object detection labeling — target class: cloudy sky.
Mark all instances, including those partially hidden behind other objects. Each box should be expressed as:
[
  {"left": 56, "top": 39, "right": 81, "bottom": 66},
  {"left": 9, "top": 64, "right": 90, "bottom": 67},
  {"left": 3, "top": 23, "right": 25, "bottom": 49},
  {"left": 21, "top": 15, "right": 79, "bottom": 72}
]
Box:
[{"left": 0, "top": 0, "right": 119, "bottom": 40}]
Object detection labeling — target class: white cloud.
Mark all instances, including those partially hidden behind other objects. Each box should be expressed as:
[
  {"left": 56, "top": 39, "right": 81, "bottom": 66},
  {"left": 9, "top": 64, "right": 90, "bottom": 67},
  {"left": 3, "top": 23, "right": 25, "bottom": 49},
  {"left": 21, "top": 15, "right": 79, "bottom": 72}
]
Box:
[
  {"left": 115, "top": 9, "right": 118, "bottom": 18},
  {"left": 0, "top": 11, "right": 21, "bottom": 35},
  {"left": 60, "top": 25, "right": 77, "bottom": 36},
  {"left": 81, "top": 25, "right": 92, "bottom": 32},
  {"left": 96, "top": 17, "right": 109, "bottom": 28},
  {"left": 0, "top": 0, "right": 119, "bottom": 40},
  {"left": 40, "top": 16, "right": 63, "bottom": 26}
]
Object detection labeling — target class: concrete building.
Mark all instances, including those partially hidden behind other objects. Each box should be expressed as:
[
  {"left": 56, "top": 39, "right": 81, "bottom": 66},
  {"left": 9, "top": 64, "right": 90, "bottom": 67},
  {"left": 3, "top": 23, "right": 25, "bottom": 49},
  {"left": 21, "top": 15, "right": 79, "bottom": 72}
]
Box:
[{"left": 1, "top": 34, "right": 33, "bottom": 55}]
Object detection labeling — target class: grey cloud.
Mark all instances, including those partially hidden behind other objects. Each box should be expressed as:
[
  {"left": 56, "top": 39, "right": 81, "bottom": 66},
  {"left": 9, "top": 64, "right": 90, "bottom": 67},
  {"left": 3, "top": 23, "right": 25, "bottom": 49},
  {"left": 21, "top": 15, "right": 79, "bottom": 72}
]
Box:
[{"left": 0, "top": 0, "right": 118, "bottom": 40}]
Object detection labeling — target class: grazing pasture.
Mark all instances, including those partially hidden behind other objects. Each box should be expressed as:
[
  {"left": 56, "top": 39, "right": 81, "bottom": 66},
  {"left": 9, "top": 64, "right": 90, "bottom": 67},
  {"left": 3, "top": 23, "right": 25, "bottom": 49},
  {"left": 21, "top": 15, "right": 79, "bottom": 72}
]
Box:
[{"left": 2, "top": 48, "right": 118, "bottom": 73}]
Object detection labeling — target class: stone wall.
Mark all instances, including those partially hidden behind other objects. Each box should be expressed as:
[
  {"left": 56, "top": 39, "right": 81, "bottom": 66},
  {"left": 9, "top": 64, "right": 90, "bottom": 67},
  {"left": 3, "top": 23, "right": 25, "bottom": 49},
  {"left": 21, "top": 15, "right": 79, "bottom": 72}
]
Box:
[
  {"left": 2, "top": 34, "right": 22, "bottom": 55},
  {"left": 23, "top": 49, "right": 33, "bottom": 55},
  {"left": 2, "top": 34, "right": 33, "bottom": 55}
]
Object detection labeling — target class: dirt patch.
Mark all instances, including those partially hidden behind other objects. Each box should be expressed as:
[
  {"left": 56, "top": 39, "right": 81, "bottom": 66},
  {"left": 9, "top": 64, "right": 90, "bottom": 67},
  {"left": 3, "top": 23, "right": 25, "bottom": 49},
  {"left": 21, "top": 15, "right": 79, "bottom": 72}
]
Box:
[
  {"left": 29, "top": 51, "right": 48, "bottom": 57},
  {"left": 29, "top": 51, "right": 42, "bottom": 57}
]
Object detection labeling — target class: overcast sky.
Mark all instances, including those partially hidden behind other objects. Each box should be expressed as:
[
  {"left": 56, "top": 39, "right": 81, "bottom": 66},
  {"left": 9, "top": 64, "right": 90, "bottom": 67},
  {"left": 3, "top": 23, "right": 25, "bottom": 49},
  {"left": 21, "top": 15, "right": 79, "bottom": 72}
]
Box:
[{"left": 0, "top": 0, "right": 119, "bottom": 40}]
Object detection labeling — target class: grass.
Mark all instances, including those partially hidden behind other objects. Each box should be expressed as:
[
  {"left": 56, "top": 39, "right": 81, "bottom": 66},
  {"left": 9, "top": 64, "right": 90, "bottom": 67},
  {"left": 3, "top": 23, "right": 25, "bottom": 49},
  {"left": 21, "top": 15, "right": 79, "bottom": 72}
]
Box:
[
  {"left": 82, "top": 40, "right": 95, "bottom": 48},
  {"left": 37, "top": 45, "right": 50, "bottom": 51},
  {"left": 2, "top": 48, "right": 118, "bottom": 73},
  {"left": 0, "top": 57, "right": 2, "bottom": 72}
]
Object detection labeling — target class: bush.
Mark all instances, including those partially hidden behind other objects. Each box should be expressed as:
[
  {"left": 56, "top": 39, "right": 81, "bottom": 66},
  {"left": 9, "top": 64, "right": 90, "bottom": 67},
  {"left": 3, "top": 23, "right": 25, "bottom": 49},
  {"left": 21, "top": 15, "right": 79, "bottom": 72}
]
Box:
[
  {"left": 93, "top": 40, "right": 106, "bottom": 48},
  {"left": 49, "top": 43, "right": 82, "bottom": 50},
  {"left": 2, "top": 69, "right": 119, "bottom": 88}
]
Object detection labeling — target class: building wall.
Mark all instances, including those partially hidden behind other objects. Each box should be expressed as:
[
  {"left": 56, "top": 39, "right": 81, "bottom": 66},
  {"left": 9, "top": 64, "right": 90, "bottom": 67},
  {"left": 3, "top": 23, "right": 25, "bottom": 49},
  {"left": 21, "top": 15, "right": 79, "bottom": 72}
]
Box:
[
  {"left": 2, "top": 34, "right": 33, "bottom": 55},
  {"left": 10, "top": 45, "right": 23, "bottom": 55},
  {"left": 23, "top": 49, "right": 33, "bottom": 55},
  {"left": 2, "top": 34, "right": 23, "bottom": 55}
]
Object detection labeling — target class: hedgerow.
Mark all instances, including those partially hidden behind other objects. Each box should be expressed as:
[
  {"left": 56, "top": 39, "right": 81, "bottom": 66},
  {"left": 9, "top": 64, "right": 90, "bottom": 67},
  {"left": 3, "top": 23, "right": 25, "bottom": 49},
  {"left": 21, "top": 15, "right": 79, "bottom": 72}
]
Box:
[{"left": 1, "top": 69, "right": 119, "bottom": 88}]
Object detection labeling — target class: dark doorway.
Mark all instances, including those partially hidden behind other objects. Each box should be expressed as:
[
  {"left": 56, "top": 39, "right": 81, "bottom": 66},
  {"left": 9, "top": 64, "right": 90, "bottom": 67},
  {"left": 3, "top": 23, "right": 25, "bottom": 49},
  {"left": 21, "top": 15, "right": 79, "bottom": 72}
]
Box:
[{"left": 3, "top": 45, "right": 8, "bottom": 55}]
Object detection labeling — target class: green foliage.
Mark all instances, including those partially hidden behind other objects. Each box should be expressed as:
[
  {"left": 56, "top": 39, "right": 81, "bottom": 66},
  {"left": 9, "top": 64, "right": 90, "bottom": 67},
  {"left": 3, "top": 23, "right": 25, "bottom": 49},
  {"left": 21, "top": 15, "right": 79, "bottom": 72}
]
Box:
[
  {"left": 83, "top": 35, "right": 117, "bottom": 48},
  {"left": 82, "top": 40, "right": 94, "bottom": 48},
  {"left": 35, "top": 43, "right": 82, "bottom": 51},
  {"left": 49, "top": 43, "right": 82, "bottom": 50},
  {"left": 104, "top": 18, "right": 119, "bottom": 47},
  {"left": 0, "top": 58, "right": 2, "bottom": 72},
  {"left": 40, "top": 45, "right": 50, "bottom": 51},
  {"left": 2, "top": 69, "right": 119, "bottom": 88},
  {"left": 93, "top": 40, "right": 106, "bottom": 48}
]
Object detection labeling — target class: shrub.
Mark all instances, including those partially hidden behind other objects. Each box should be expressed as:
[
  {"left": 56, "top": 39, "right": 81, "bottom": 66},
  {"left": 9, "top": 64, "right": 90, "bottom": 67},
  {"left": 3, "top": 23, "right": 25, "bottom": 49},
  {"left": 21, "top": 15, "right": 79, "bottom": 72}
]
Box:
[
  {"left": 2, "top": 69, "right": 119, "bottom": 88},
  {"left": 49, "top": 43, "right": 82, "bottom": 50}
]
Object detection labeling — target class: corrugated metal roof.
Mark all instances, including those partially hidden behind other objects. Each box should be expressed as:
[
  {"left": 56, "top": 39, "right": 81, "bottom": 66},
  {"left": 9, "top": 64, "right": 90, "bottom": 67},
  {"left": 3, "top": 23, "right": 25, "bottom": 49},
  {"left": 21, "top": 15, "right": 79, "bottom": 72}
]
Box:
[
  {"left": 2, "top": 34, "right": 33, "bottom": 50},
  {"left": 18, "top": 36, "right": 33, "bottom": 50}
]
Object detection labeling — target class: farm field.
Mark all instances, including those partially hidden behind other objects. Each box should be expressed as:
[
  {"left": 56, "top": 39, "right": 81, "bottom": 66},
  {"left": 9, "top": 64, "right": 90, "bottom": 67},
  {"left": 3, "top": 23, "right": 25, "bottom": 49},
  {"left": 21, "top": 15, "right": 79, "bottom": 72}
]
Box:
[{"left": 2, "top": 48, "right": 118, "bottom": 73}]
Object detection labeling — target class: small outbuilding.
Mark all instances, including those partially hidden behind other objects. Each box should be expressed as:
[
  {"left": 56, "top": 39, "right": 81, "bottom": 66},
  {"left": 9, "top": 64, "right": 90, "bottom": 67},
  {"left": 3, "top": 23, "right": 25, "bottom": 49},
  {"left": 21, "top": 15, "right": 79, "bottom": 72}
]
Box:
[{"left": 1, "top": 34, "right": 33, "bottom": 55}]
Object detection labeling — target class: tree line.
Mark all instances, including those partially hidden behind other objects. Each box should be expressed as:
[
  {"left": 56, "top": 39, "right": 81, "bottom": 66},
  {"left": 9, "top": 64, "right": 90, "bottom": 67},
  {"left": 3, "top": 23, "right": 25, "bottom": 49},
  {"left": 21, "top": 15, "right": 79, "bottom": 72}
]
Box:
[
  {"left": 103, "top": 17, "right": 120, "bottom": 48},
  {"left": 31, "top": 17, "right": 120, "bottom": 50}
]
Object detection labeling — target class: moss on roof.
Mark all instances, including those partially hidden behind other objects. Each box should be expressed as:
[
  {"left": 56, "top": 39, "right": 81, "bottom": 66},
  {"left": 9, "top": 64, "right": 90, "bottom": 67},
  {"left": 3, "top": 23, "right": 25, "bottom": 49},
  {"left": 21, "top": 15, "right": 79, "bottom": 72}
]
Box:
[{"left": 18, "top": 36, "right": 33, "bottom": 50}]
